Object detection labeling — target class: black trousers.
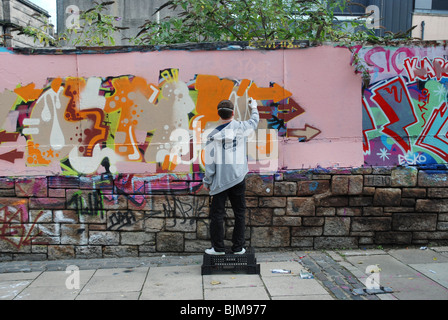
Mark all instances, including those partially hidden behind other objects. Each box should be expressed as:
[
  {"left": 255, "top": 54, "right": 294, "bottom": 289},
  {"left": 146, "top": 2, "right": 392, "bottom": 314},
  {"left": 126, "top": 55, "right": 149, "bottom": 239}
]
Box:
[{"left": 209, "top": 179, "right": 246, "bottom": 253}]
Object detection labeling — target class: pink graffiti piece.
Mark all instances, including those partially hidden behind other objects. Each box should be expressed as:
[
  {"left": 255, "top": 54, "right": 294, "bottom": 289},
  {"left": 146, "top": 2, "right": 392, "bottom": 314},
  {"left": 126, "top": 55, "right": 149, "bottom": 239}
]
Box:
[
  {"left": 361, "top": 47, "right": 415, "bottom": 76},
  {"left": 404, "top": 57, "right": 448, "bottom": 82},
  {"left": 0, "top": 208, "right": 44, "bottom": 249},
  {"left": 371, "top": 77, "right": 418, "bottom": 153}
]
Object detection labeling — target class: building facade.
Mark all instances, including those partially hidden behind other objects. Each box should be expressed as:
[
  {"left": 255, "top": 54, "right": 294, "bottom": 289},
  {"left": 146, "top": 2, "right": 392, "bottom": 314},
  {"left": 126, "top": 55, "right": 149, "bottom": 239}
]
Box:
[
  {"left": 0, "top": 0, "right": 52, "bottom": 47},
  {"left": 335, "top": 0, "right": 448, "bottom": 40}
]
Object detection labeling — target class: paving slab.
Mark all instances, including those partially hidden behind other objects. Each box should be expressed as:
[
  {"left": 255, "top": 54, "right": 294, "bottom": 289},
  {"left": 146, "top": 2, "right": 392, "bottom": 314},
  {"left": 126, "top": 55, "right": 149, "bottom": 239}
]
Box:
[
  {"left": 204, "top": 286, "right": 270, "bottom": 300},
  {"left": 409, "top": 262, "right": 448, "bottom": 289},
  {"left": 387, "top": 248, "right": 448, "bottom": 265},
  {"left": 141, "top": 265, "right": 203, "bottom": 300},
  {"left": 345, "top": 253, "right": 448, "bottom": 300},
  {"left": 0, "top": 280, "right": 32, "bottom": 300},
  {"left": 14, "top": 269, "right": 96, "bottom": 300},
  {"left": 80, "top": 267, "right": 148, "bottom": 295}
]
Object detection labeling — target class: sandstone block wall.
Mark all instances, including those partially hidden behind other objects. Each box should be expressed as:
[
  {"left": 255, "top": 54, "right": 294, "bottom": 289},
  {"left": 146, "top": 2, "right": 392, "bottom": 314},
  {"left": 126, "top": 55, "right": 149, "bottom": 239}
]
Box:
[{"left": 1, "top": 166, "right": 447, "bottom": 261}]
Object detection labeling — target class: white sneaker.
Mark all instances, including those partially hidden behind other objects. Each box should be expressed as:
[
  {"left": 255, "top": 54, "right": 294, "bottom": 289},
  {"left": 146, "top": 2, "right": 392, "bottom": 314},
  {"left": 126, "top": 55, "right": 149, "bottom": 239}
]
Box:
[
  {"left": 205, "top": 248, "right": 225, "bottom": 255},
  {"left": 233, "top": 248, "right": 246, "bottom": 255}
]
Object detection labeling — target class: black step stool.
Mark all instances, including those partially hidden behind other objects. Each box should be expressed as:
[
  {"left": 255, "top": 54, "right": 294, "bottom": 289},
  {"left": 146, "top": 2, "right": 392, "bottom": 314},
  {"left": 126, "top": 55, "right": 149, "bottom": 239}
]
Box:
[{"left": 201, "top": 247, "right": 260, "bottom": 275}]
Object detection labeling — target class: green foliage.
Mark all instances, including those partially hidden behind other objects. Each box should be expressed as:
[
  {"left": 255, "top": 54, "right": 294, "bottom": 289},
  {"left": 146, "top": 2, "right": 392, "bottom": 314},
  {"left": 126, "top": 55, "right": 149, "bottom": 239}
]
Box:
[
  {"left": 15, "top": 14, "right": 57, "bottom": 47},
  {"left": 14, "top": 1, "right": 125, "bottom": 47},
  {"left": 132, "top": 0, "right": 386, "bottom": 45},
  {"left": 61, "top": 1, "right": 127, "bottom": 47}
]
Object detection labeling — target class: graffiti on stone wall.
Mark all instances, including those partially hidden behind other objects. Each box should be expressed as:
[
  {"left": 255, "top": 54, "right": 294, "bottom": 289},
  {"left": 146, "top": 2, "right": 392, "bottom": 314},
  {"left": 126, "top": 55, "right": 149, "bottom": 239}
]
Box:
[
  {"left": 0, "top": 201, "right": 44, "bottom": 249},
  {"left": 0, "top": 69, "right": 320, "bottom": 176},
  {"left": 356, "top": 46, "right": 448, "bottom": 166}
]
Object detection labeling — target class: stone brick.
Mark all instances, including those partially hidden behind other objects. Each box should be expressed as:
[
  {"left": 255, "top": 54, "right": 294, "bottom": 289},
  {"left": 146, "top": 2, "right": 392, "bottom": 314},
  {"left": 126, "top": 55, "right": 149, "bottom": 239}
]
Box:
[
  {"left": 283, "top": 170, "right": 313, "bottom": 181},
  {"left": 286, "top": 197, "right": 315, "bottom": 216},
  {"left": 418, "top": 170, "right": 448, "bottom": 187},
  {"left": 336, "top": 207, "right": 361, "bottom": 216},
  {"left": 274, "top": 181, "right": 297, "bottom": 196},
  {"left": 156, "top": 232, "right": 184, "bottom": 252},
  {"left": 437, "top": 222, "right": 448, "bottom": 231},
  {"left": 107, "top": 211, "right": 144, "bottom": 231},
  {"left": 196, "top": 219, "right": 210, "bottom": 239},
  {"left": 89, "top": 231, "right": 119, "bottom": 245},
  {"left": 314, "top": 237, "right": 358, "bottom": 249},
  {"left": 114, "top": 174, "right": 145, "bottom": 194},
  {"left": 402, "top": 188, "right": 426, "bottom": 198},
  {"left": 102, "top": 194, "right": 128, "bottom": 210},
  {"left": 291, "top": 226, "right": 322, "bottom": 237},
  {"left": 48, "top": 189, "right": 65, "bottom": 198},
  {"left": 373, "top": 188, "right": 401, "bottom": 206},
  {"left": 273, "top": 216, "right": 301, "bottom": 226},
  {"left": 121, "top": 232, "right": 155, "bottom": 245},
  {"left": 316, "top": 207, "right": 335, "bottom": 216},
  {"left": 352, "top": 217, "right": 391, "bottom": 232},
  {"left": 37, "top": 223, "right": 59, "bottom": 237},
  {"left": 413, "top": 231, "right": 448, "bottom": 240},
  {"left": 416, "top": 199, "right": 448, "bottom": 212},
  {"left": 48, "top": 176, "right": 79, "bottom": 189},
  {"left": 251, "top": 227, "right": 290, "bottom": 247},
  {"left": 392, "top": 213, "right": 437, "bottom": 231},
  {"left": 427, "top": 188, "right": 448, "bottom": 198},
  {"left": 391, "top": 167, "right": 417, "bottom": 187},
  {"left": 15, "top": 177, "right": 47, "bottom": 197},
  {"left": 103, "top": 246, "right": 138, "bottom": 258},
  {"left": 48, "top": 245, "right": 75, "bottom": 260},
  {"left": 291, "top": 237, "right": 313, "bottom": 247},
  {"left": 375, "top": 232, "right": 412, "bottom": 244},
  {"left": 245, "top": 174, "right": 274, "bottom": 196},
  {"left": 29, "top": 210, "right": 52, "bottom": 223},
  {"left": 259, "top": 197, "right": 286, "bottom": 208},
  {"left": 349, "top": 196, "right": 373, "bottom": 207},
  {"left": 0, "top": 178, "right": 15, "bottom": 189},
  {"left": 332, "top": 175, "right": 363, "bottom": 195},
  {"left": 165, "top": 218, "right": 197, "bottom": 232},
  {"left": 324, "top": 217, "right": 351, "bottom": 236},
  {"left": 362, "top": 207, "right": 385, "bottom": 216},
  {"left": 249, "top": 208, "right": 273, "bottom": 225},
  {"left": 297, "top": 180, "right": 330, "bottom": 196},
  {"left": 29, "top": 198, "right": 65, "bottom": 210},
  {"left": 145, "top": 218, "right": 165, "bottom": 232},
  {"left": 364, "top": 175, "right": 390, "bottom": 187},
  {"left": 60, "top": 224, "right": 88, "bottom": 245},
  {"left": 302, "top": 217, "right": 324, "bottom": 226},
  {"left": 75, "top": 246, "right": 102, "bottom": 259},
  {"left": 315, "top": 196, "right": 348, "bottom": 207}
]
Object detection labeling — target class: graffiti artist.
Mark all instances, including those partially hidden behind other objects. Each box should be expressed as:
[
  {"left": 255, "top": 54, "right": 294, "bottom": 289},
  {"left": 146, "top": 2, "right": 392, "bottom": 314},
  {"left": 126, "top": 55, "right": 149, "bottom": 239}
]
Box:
[{"left": 203, "top": 98, "right": 260, "bottom": 255}]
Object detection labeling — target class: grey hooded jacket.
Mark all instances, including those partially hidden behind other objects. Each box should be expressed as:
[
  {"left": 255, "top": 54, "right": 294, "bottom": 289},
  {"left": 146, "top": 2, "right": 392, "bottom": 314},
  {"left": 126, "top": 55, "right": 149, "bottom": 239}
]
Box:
[{"left": 203, "top": 108, "right": 260, "bottom": 195}]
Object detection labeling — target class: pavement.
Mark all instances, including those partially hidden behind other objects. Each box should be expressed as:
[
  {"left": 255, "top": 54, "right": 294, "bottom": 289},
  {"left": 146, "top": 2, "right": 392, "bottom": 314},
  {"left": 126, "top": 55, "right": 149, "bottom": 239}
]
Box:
[{"left": 0, "top": 246, "right": 447, "bottom": 302}]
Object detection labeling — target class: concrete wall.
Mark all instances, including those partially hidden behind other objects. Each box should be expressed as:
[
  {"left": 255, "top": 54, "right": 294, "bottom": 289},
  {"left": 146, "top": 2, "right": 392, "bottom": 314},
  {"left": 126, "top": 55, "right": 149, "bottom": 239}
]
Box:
[
  {"left": 0, "top": 43, "right": 447, "bottom": 260},
  {"left": 57, "top": 0, "right": 182, "bottom": 46}
]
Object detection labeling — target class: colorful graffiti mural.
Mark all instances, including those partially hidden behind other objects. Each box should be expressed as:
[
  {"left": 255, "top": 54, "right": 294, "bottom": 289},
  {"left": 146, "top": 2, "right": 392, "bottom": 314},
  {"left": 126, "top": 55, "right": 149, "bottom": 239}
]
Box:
[
  {"left": 0, "top": 68, "right": 319, "bottom": 175},
  {"left": 356, "top": 46, "right": 448, "bottom": 166}
]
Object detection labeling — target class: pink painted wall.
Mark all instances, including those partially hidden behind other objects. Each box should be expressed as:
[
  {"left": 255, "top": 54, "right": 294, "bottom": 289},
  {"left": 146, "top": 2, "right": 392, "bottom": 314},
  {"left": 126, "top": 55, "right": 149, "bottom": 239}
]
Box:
[{"left": 0, "top": 46, "right": 362, "bottom": 176}]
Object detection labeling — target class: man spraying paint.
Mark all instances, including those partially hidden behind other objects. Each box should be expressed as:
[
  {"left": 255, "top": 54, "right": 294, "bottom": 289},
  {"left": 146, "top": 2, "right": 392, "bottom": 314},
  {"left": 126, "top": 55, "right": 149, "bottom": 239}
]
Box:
[{"left": 203, "top": 97, "right": 259, "bottom": 255}]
